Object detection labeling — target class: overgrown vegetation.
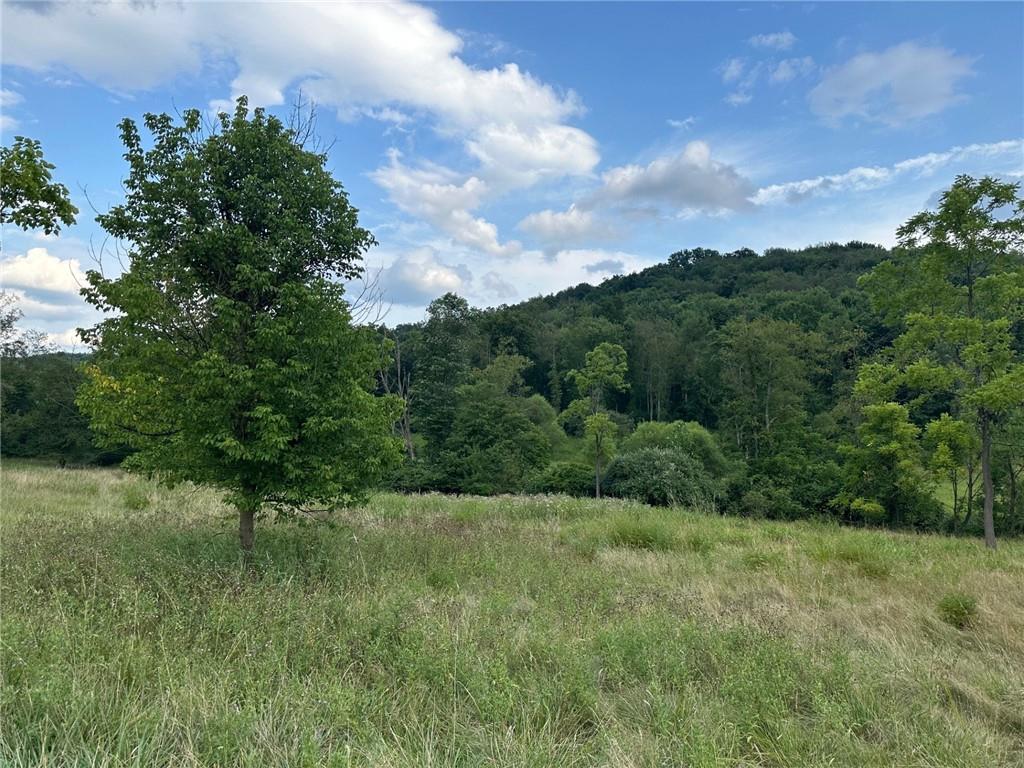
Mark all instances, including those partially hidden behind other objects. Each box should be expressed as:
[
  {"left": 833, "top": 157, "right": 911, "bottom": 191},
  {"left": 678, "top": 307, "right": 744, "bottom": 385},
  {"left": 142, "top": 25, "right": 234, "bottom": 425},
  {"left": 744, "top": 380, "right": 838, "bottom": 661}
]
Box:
[{"left": 2, "top": 463, "right": 1022, "bottom": 766}]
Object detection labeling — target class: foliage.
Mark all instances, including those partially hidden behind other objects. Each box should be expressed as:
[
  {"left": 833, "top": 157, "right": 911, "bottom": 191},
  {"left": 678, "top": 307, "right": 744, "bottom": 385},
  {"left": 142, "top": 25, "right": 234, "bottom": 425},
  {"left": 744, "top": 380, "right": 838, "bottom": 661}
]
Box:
[
  {"left": 621, "top": 420, "right": 730, "bottom": 477},
  {"left": 439, "top": 354, "right": 551, "bottom": 494},
  {"left": 605, "top": 447, "right": 718, "bottom": 509},
  {"left": 583, "top": 411, "right": 617, "bottom": 498},
  {"left": 76, "top": 99, "right": 402, "bottom": 550},
  {"left": 528, "top": 461, "right": 596, "bottom": 497},
  {"left": 937, "top": 592, "right": 979, "bottom": 630},
  {"left": 0, "top": 136, "right": 78, "bottom": 236},
  {"left": 838, "top": 402, "right": 942, "bottom": 529},
  {"left": 858, "top": 175, "right": 1024, "bottom": 547}
]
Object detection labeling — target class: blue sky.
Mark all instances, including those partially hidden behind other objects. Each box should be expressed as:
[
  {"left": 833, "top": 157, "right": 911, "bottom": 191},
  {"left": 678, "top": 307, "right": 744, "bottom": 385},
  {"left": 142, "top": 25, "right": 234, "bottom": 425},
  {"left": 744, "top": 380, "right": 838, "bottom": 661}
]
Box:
[{"left": 1, "top": 1, "right": 1022, "bottom": 345}]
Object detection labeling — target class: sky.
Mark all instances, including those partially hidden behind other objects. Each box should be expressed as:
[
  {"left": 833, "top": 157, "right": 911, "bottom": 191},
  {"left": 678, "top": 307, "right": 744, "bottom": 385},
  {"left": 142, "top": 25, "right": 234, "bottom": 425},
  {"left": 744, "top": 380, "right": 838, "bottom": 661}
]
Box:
[{"left": 1, "top": 1, "right": 1022, "bottom": 346}]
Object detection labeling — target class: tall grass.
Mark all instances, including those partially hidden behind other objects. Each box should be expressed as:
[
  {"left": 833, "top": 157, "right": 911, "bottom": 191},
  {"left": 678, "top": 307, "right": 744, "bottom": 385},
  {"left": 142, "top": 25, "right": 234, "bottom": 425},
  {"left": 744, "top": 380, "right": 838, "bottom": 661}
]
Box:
[{"left": 2, "top": 463, "right": 1022, "bottom": 766}]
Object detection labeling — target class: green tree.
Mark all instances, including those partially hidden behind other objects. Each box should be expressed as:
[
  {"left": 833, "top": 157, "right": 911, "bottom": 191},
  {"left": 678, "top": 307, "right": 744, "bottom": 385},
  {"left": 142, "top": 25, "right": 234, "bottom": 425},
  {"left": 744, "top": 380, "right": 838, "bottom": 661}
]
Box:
[
  {"left": 1, "top": 136, "right": 78, "bottom": 237},
  {"left": 839, "top": 402, "right": 938, "bottom": 528},
  {"left": 441, "top": 354, "right": 551, "bottom": 494},
  {"left": 568, "top": 341, "right": 629, "bottom": 415},
  {"left": 411, "top": 293, "right": 476, "bottom": 451},
  {"left": 584, "top": 411, "right": 617, "bottom": 498},
  {"left": 718, "top": 317, "right": 814, "bottom": 459},
  {"left": 77, "top": 99, "right": 402, "bottom": 552},
  {"left": 860, "top": 175, "right": 1024, "bottom": 548}
]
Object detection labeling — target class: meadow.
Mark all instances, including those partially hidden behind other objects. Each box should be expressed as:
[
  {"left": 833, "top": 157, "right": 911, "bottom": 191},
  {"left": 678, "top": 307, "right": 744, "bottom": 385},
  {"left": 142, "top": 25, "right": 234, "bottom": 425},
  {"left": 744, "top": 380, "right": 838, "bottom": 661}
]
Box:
[{"left": 2, "top": 462, "right": 1023, "bottom": 767}]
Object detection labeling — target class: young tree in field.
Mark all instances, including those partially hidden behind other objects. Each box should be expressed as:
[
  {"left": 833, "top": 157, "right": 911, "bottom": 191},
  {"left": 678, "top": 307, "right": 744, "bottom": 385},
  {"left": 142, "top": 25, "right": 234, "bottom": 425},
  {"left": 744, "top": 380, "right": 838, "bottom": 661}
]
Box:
[
  {"left": 568, "top": 341, "right": 629, "bottom": 415},
  {"left": 77, "top": 99, "right": 403, "bottom": 553},
  {"left": 859, "top": 175, "right": 1024, "bottom": 548},
  {"left": 1, "top": 136, "right": 78, "bottom": 238},
  {"left": 584, "top": 411, "right": 617, "bottom": 498}
]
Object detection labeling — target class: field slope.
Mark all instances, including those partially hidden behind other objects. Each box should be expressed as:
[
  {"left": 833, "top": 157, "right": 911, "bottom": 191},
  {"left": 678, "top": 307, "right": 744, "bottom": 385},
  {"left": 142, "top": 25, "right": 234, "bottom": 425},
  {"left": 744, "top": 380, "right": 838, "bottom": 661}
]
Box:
[{"left": 2, "top": 464, "right": 1023, "bottom": 767}]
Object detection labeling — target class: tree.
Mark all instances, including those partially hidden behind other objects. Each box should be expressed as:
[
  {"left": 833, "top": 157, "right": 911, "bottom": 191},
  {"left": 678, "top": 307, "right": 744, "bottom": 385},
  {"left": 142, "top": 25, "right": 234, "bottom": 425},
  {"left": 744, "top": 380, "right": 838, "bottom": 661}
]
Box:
[
  {"left": 584, "top": 412, "right": 617, "bottom": 498},
  {"left": 0, "top": 291, "right": 51, "bottom": 358},
  {"left": 440, "top": 354, "right": 551, "bottom": 494},
  {"left": 568, "top": 341, "right": 629, "bottom": 415},
  {"left": 411, "top": 293, "right": 476, "bottom": 452},
  {"left": 77, "top": 98, "right": 403, "bottom": 552},
  {"left": 860, "top": 175, "right": 1024, "bottom": 548},
  {"left": 839, "top": 402, "right": 939, "bottom": 528},
  {"left": 718, "top": 317, "right": 814, "bottom": 459},
  {"left": 1, "top": 136, "right": 78, "bottom": 237}
]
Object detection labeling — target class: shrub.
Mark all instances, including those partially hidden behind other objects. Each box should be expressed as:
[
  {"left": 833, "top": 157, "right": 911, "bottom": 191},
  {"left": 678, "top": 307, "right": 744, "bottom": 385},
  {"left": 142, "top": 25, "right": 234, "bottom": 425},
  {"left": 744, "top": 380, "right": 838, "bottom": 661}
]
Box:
[
  {"left": 529, "top": 461, "right": 595, "bottom": 497},
  {"left": 621, "top": 421, "right": 730, "bottom": 477},
  {"left": 937, "top": 593, "right": 978, "bottom": 629},
  {"left": 605, "top": 448, "right": 717, "bottom": 508}
]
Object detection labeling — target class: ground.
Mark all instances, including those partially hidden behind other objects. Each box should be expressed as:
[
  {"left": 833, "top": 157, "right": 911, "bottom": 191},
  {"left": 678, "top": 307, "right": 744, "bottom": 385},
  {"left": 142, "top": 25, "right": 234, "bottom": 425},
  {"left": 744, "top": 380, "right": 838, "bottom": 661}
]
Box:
[{"left": 2, "top": 463, "right": 1023, "bottom": 767}]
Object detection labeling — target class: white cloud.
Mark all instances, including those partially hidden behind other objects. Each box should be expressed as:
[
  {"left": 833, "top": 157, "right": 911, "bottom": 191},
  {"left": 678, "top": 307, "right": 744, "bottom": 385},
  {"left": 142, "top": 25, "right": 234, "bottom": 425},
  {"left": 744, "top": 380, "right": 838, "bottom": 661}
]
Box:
[
  {"left": 752, "top": 139, "right": 1023, "bottom": 205},
  {"left": 749, "top": 31, "right": 797, "bottom": 51},
  {"left": 517, "top": 205, "right": 617, "bottom": 253},
  {"left": 1, "top": 88, "right": 22, "bottom": 108},
  {"left": 770, "top": 57, "right": 816, "bottom": 84},
  {"left": 370, "top": 150, "right": 521, "bottom": 257},
  {"left": 480, "top": 271, "right": 517, "bottom": 299},
  {"left": 1, "top": 2, "right": 597, "bottom": 205},
  {"left": 720, "top": 58, "right": 746, "bottom": 83},
  {"left": 1, "top": 247, "right": 87, "bottom": 294},
  {"left": 379, "top": 247, "right": 470, "bottom": 306},
  {"left": 667, "top": 116, "right": 696, "bottom": 130},
  {"left": 809, "top": 42, "right": 974, "bottom": 125},
  {"left": 466, "top": 122, "right": 599, "bottom": 188},
  {"left": 1, "top": 88, "right": 23, "bottom": 132},
  {"left": 591, "top": 141, "right": 755, "bottom": 213},
  {"left": 725, "top": 91, "right": 753, "bottom": 106}
]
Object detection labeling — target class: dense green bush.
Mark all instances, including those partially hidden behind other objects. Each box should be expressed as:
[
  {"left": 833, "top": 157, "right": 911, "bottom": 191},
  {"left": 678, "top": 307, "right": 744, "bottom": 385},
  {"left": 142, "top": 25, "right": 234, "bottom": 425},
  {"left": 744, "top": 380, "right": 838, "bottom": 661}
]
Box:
[
  {"left": 528, "top": 461, "right": 595, "bottom": 497},
  {"left": 605, "top": 448, "right": 718, "bottom": 508},
  {"left": 621, "top": 420, "right": 730, "bottom": 477}
]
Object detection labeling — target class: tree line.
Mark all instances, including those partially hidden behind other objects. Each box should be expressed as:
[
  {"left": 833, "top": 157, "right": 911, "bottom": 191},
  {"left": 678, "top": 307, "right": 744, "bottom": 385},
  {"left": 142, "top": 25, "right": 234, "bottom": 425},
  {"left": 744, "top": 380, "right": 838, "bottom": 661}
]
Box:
[{"left": 2, "top": 100, "right": 1022, "bottom": 550}]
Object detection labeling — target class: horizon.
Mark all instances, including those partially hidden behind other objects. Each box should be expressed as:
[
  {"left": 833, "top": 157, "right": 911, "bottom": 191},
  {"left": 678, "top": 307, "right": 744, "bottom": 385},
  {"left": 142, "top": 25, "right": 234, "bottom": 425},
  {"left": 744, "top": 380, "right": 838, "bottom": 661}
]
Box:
[{"left": 1, "top": 1, "right": 1022, "bottom": 346}]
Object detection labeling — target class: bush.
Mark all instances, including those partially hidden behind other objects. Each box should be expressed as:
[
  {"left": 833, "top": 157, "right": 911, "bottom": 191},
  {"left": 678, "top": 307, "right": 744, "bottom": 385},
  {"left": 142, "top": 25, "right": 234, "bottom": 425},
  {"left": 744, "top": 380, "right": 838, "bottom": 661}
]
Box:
[
  {"left": 621, "top": 421, "right": 730, "bottom": 477},
  {"left": 529, "top": 461, "right": 595, "bottom": 497},
  {"left": 604, "top": 448, "right": 717, "bottom": 508},
  {"left": 937, "top": 593, "right": 978, "bottom": 629}
]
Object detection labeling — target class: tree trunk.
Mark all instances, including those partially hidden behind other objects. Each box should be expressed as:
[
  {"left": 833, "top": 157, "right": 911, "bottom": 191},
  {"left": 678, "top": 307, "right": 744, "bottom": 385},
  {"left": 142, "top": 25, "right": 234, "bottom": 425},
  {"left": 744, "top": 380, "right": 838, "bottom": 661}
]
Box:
[
  {"left": 981, "top": 414, "right": 996, "bottom": 549},
  {"left": 595, "top": 457, "right": 601, "bottom": 499},
  {"left": 239, "top": 505, "right": 256, "bottom": 553}
]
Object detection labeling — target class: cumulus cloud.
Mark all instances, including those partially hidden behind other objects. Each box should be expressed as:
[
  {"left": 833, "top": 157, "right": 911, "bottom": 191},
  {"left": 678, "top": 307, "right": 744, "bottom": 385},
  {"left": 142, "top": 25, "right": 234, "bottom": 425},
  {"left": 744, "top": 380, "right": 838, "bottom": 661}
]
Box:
[
  {"left": 371, "top": 151, "right": 521, "bottom": 258},
  {"left": 1, "top": 247, "right": 87, "bottom": 294},
  {"left": 584, "top": 258, "right": 625, "bottom": 274},
  {"left": 480, "top": 271, "right": 517, "bottom": 299},
  {"left": 749, "top": 31, "right": 797, "bottom": 51},
  {"left": 379, "top": 248, "right": 471, "bottom": 306},
  {"left": 2, "top": 2, "right": 598, "bottom": 258},
  {"left": 809, "top": 42, "right": 974, "bottom": 125},
  {"left": 591, "top": 141, "right": 755, "bottom": 213},
  {"left": 770, "top": 57, "right": 816, "bottom": 84},
  {"left": 752, "top": 139, "right": 1023, "bottom": 205},
  {"left": 517, "top": 205, "right": 617, "bottom": 254}
]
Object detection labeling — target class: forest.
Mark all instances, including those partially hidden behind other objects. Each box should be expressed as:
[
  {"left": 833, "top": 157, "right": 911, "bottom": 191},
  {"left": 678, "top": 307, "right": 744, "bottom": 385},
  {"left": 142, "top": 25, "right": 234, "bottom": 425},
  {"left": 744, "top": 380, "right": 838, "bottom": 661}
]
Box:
[{"left": 5, "top": 236, "right": 1023, "bottom": 539}]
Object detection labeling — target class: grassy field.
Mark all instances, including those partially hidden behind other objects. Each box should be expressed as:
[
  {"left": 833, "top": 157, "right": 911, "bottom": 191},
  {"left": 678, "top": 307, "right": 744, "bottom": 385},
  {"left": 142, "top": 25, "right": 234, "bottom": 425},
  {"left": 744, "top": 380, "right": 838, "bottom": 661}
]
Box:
[{"left": 2, "top": 463, "right": 1023, "bottom": 767}]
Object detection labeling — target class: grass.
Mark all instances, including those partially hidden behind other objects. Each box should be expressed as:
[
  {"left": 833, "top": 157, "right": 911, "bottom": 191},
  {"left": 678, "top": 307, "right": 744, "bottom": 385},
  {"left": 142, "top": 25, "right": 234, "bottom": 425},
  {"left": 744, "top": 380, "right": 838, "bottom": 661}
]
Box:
[{"left": 2, "top": 462, "right": 1023, "bottom": 767}]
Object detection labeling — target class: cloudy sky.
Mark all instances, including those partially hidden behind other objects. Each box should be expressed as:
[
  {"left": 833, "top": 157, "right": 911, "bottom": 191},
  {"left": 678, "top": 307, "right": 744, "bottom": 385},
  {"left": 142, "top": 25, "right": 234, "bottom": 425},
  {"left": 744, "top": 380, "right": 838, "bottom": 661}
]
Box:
[{"left": 1, "top": 1, "right": 1022, "bottom": 345}]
